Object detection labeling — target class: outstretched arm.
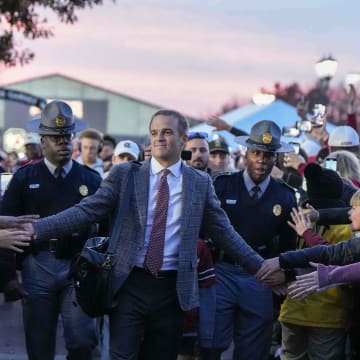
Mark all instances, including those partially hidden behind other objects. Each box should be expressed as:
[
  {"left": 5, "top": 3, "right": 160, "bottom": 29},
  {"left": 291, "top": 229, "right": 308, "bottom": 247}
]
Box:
[
  {"left": 288, "top": 261, "right": 360, "bottom": 300},
  {"left": 287, "top": 207, "right": 329, "bottom": 247},
  {"left": 287, "top": 262, "right": 319, "bottom": 300},
  {"left": 206, "top": 116, "right": 248, "bottom": 136}
]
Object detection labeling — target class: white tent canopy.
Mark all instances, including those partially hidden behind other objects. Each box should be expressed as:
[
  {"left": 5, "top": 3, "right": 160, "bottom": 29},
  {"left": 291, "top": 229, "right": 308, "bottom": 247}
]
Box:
[{"left": 190, "top": 100, "right": 336, "bottom": 154}]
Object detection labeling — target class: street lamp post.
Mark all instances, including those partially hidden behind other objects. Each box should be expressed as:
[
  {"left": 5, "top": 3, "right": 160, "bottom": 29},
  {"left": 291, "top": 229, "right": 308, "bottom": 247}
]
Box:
[
  {"left": 310, "top": 54, "right": 338, "bottom": 106},
  {"left": 315, "top": 54, "right": 338, "bottom": 91}
]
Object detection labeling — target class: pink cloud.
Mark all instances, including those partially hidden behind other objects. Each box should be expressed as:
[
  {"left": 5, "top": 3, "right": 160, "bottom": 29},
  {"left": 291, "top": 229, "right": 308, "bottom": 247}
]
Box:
[{"left": 0, "top": 3, "right": 357, "bottom": 116}]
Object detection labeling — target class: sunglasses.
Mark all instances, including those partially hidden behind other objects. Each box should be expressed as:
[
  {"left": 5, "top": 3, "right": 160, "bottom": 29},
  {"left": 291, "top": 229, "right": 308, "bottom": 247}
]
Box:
[{"left": 188, "top": 132, "right": 209, "bottom": 140}]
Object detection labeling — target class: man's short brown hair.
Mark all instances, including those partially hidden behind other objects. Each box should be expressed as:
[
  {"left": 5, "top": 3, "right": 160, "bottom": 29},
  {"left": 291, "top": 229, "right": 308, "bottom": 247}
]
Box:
[
  {"left": 149, "top": 110, "right": 189, "bottom": 136},
  {"left": 79, "top": 128, "right": 103, "bottom": 142}
]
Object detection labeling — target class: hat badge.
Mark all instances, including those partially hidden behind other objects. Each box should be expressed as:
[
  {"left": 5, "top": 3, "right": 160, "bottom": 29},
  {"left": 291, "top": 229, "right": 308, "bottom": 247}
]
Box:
[
  {"left": 124, "top": 142, "right": 130, "bottom": 148},
  {"left": 55, "top": 116, "right": 66, "bottom": 127},
  {"left": 262, "top": 132, "right": 272, "bottom": 144}
]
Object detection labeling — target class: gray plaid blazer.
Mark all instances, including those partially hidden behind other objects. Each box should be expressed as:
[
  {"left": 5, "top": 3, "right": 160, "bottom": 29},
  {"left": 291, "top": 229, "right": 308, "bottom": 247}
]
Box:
[{"left": 36, "top": 160, "right": 263, "bottom": 310}]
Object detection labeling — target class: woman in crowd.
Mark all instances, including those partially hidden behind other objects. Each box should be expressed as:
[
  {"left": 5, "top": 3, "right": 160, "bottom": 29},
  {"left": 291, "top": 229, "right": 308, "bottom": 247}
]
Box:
[
  {"left": 325, "top": 150, "right": 360, "bottom": 188},
  {"left": 278, "top": 163, "right": 353, "bottom": 360},
  {"left": 285, "top": 189, "right": 360, "bottom": 299}
]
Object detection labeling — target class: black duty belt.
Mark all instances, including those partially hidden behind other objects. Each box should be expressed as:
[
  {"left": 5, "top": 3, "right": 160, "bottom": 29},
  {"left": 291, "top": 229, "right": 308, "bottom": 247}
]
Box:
[
  {"left": 35, "top": 238, "right": 60, "bottom": 253},
  {"left": 132, "top": 266, "right": 177, "bottom": 279}
]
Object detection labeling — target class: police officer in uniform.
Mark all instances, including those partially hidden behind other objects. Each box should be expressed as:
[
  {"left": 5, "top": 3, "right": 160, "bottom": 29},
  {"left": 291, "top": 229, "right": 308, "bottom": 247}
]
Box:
[
  {"left": 205, "top": 120, "right": 297, "bottom": 360},
  {"left": 0, "top": 101, "right": 102, "bottom": 360}
]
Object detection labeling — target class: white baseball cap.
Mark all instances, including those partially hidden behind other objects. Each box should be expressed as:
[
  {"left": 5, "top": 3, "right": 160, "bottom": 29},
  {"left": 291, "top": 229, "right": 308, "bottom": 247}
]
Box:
[
  {"left": 24, "top": 132, "right": 41, "bottom": 145},
  {"left": 300, "top": 138, "right": 321, "bottom": 157},
  {"left": 114, "top": 140, "right": 139, "bottom": 160},
  {"left": 328, "top": 126, "right": 359, "bottom": 147}
]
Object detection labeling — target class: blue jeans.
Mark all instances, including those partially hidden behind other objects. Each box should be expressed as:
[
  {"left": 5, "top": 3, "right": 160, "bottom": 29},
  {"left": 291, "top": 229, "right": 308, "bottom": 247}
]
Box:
[
  {"left": 211, "top": 262, "right": 273, "bottom": 360},
  {"left": 21, "top": 251, "right": 97, "bottom": 360}
]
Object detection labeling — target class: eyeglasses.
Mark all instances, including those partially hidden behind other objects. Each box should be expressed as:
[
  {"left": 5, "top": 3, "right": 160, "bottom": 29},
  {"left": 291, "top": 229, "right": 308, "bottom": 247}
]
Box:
[{"left": 188, "top": 132, "right": 208, "bottom": 140}]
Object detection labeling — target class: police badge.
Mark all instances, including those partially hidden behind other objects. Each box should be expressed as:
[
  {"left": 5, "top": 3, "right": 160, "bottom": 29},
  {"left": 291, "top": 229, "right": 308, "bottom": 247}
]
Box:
[
  {"left": 273, "top": 204, "right": 282, "bottom": 216},
  {"left": 79, "top": 185, "right": 88, "bottom": 196}
]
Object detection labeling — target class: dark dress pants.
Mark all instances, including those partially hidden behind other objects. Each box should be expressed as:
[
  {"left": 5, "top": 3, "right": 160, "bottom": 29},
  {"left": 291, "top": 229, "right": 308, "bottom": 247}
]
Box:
[{"left": 110, "top": 267, "right": 184, "bottom": 360}]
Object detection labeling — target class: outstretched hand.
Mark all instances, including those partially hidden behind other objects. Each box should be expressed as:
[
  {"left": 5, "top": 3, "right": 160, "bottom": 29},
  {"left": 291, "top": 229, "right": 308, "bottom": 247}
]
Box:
[
  {"left": 0, "top": 228, "right": 32, "bottom": 253},
  {"left": 0, "top": 215, "right": 39, "bottom": 229},
  {"left": 302, "top": 204, "right": 319, "bottom": 223},
  {"left": 261, "top": 269, "right": 285, "bottom": 287},
  {"left": 287, "top": 262, "right": 319, "bottom": 300},
  {"left": 287, "top": 207, "right": 312, "bottom": 236},
  {"left": 255, "top": 257, "right": 280, "bottom": 281}
]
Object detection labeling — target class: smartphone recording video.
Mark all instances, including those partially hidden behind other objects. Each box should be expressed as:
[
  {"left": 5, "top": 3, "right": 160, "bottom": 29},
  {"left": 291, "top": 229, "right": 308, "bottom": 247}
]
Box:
[
  {"left": 296, "top": 120, "right": 312, "bottom": 132},
  {"left": 324, "top": 158, "right": 337, "bottom": 171},
  {"left": 311, "top": 104, "right": 326, "bottom": 127},
  {"left": 282, "top": 127, "right": 300, "bottom": 137},
  {"left": 288, "top": 142, "right": 300, "bottom": 155}
]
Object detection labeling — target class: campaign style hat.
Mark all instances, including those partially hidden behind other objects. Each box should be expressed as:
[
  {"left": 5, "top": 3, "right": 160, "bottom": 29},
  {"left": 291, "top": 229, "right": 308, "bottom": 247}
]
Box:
[
  {"left": 114, "top": 140, "right": 140, "bottom": 160},
  {"left": 208, "top": 138, "right": 229, "bottom": 154},
  {"left": 236, "top": 120, "right": 293, "bottom": 153},
  {"left": 26, "top": 100, "right": 88, "bottom": 136}
]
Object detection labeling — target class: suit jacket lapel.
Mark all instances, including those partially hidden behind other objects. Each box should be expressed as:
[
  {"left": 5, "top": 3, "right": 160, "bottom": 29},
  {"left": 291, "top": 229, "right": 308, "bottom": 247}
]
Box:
[{"left": 134, "top": 161, "right": 150, "bottom": 228}]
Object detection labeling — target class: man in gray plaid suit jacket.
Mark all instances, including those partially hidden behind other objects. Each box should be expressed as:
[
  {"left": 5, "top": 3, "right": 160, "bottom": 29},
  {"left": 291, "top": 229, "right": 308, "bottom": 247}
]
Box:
[{"left": 30, "top": 110, "right": 264, "bottom": 360}]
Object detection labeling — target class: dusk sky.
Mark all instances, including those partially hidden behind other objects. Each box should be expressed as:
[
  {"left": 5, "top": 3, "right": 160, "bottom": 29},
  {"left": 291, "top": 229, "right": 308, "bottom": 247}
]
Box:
[{"left": 1, "top": 0, "right": 359, "bottom": 117}]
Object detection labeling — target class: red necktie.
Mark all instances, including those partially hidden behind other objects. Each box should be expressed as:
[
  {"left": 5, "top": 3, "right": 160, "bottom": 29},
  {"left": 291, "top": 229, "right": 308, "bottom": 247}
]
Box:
[{"left": 144, "top": 168, "right": 170, "bottom": 273}]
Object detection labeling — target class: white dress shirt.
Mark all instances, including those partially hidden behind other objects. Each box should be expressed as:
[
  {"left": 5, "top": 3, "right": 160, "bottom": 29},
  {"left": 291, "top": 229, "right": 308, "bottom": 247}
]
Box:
[{"left": 135, "top": 157, "right": 183, "bottom": 270}]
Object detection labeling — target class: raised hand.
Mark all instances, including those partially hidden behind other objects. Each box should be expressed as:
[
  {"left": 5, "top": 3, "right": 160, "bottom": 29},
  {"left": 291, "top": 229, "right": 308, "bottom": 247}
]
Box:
[
  {"left": 287, "top": 262, "right": 319, "bottom": 300},
  {"left": 302, "top": 203, "right": 319, "bottom": 223},
  {"left": 283, "top": 152, "right": 305, "bottom": 171},
  {"left": 287, "top": 207, "right": 312, "bottom": 236},
  {"left": 206, "top": 116, "right": 231, "bottom": 132},
  {"left": 0, "top": 228, "right": 32, "bottom": 253},
  {"left": 255, "top": 257, "right": 280, "bottom": 280}
]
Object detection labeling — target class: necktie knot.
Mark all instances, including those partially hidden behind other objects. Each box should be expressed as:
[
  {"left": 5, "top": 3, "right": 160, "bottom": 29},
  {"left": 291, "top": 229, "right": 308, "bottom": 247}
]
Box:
[
  {"left": 162, "top": 168, "right": 170, "bottom": 177},
  {"left": 251, "top": 185, "right": 261, "bottom": 200},
  {"left": 54, "top": 167, "right": 65, "bottom": 179}
]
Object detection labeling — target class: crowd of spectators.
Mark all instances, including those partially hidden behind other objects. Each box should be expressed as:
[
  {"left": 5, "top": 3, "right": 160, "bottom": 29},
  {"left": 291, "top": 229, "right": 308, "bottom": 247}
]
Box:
[{"left": 1, "top": 85, "right": 360, "bottom": 360}]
